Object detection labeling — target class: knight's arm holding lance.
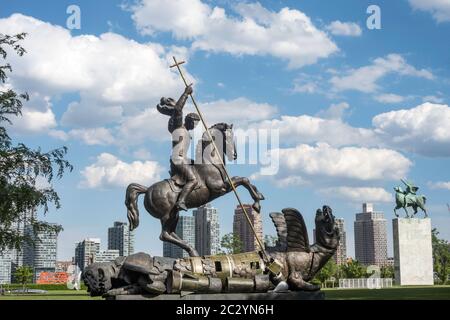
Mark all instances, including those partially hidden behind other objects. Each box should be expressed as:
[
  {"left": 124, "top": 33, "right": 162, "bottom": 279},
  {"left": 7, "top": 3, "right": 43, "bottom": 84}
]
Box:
[
  {"left": 401, "top": 178, "right": 418, "bottom": 195},
  {"left": 157, "top": 85, "right": 193, "bottom": 133}
]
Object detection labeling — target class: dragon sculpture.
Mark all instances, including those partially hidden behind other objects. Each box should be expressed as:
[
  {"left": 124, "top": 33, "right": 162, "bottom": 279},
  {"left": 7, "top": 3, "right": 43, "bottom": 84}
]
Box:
[{"left": 83, "top": 205, "right": 339, "bottom": 297}]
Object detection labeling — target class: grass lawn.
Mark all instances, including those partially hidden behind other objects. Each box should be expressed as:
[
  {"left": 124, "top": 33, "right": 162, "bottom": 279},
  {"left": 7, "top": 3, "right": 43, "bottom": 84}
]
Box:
[
  {"left": 1, "top": 286, "right": 449, "bottom": 300},
  {"left": 0, "top": 290, "right": 101, "bottom": 300},
  {"left": 323, "top": 285, "right": 450, "bottom": 300}
]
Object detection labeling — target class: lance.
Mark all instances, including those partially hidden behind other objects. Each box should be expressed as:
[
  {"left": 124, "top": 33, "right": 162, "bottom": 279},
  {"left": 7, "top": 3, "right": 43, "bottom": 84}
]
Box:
[{"left": 170, "top": 56, "right": 281, "bottom": 275}]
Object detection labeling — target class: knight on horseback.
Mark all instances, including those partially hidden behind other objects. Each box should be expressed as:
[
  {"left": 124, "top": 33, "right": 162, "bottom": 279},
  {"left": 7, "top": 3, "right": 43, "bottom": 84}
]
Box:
[
  {"left": 394, "top": 179, "right": 427, "bottom": 218},
  {"left": 401, "top": 179, "right": 418, "bottom": 202},
  {"left": 157, "top": 85, "right": 200, "bottom": 211}
]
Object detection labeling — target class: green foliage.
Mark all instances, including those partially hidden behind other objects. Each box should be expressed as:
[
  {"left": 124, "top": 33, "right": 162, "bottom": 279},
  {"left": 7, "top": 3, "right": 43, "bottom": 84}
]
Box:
[
  {"left": 432, "top": 228, "right": 450, "bottom": 284},
  {"left": 314, "top": 259, "right": 338, "bottom": 285},
  {"left": 0, "top": 33, "right": 72, "bottom": 253},
  {"left": 380, "top": 265, "right": 394, "bottom": 278},
  {"left": 339, "top": 259, "right": 367, "bottom": 279},
  {"left": 13, "top": 266, "right": 33, "bottom": 291},
  {"left": 220, "top": 233, "right": 243, "bottom": 254}
]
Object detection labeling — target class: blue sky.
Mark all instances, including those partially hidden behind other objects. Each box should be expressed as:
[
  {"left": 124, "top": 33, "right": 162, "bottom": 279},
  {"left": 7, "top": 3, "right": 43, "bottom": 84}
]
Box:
[{"left": 1, "top": 0, "right": 449, "bottom": 260}]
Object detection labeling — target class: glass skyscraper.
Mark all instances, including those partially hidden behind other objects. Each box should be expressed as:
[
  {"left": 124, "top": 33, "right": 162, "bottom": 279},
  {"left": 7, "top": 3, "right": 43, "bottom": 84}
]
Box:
[
  {"left": 193, "top": 204, "right": 220, "bottom": 256},
  {"left": 163, "top": 215, "right": 195, "bottom": 259},
  {"left": 108, "top": 221, "right": 135, "bottom": 257}
]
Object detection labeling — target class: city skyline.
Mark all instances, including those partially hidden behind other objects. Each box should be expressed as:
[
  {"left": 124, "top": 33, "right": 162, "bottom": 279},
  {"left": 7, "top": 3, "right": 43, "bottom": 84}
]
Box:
[
  {"left": 0, "top": 200, "right": 428, "bottom": 284},
  {"left": 1, "top": 0, "right": 448, "bottom": 262}
]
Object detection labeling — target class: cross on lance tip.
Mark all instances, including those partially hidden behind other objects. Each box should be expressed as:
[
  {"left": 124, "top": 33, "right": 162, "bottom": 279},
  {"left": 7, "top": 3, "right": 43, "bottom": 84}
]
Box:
[{"left": 170, "top": 60, "right": 185, "bottom": 68}]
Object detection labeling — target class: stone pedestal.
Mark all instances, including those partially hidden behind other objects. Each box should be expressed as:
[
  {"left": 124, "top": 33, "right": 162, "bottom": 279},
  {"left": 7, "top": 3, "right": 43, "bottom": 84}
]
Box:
[
  {"left": 106, "top": 291, "right": 325, "bottom": 300},
  {"left": 393, "top": 218, "right": 433, "bottom": 285}
]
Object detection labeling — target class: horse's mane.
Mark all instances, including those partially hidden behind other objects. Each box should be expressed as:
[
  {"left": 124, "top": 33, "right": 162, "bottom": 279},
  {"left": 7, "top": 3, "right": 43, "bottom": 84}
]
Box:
[{"left": 209, "top": 122, "right": 229, "bottom": 131}]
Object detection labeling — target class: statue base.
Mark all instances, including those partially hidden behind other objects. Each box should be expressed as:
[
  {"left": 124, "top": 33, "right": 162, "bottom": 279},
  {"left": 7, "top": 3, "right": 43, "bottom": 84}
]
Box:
[
  {"left": 393, "top": 218, "right": 434, "bottom": 285},
  {"left": 105, "top": 290, "right": 325, "bottom": 300}
]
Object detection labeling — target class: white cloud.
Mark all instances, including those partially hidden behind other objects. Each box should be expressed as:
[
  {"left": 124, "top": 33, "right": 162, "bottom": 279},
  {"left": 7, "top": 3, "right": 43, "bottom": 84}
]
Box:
[
  {"left": 0, "top": 14, "right": 186, "bottom": 103},
  {"left": 253, "top": 114, "right": 377, "bottom": 147},
  {"left": 274, "top": 143, "right": 411, "bottom": 181},
  {"left": 128, "top": 0, "right": 338, "bottom": 68},
  {"left": 119, "top": 97, "right": 277, "bottom": 144},
  {"left": 48, "top": 129, "right": 69, "bottom": 141},
  {"left": 316, "top": 102, "right": 350, "bottom": 120},
  {"left": 326, "top": 21, "right": 362, "bottom": 36},
  {"left": 128, "top": 0, "right": 210, "bottom": 39},
  {"left": 330, "top": 54, "right": 433, "bottom": 93},
  {"left": 274, "top": 176, "right": 309, "bottom": 188},
  {"left": 292, "top": 82, "right": 318, "bottom": 94},
  {"left": 428, "top": 181, "right": 450, "bottom": 190},
  {"left": 80, "top": 153, "right": 162, "bottom": 189},
  {"left": 0, "top": 13, "right": 194, "bottom": 136},
  {"left": 8, "top": 93, "right": 57, "bottom": 133},
  {"left": 373, "top": 102, "right": 450, "bottom": 157},
  {"left": 200, "top": 97, "right": 277, "bottom": 126},
  {"left": 68, "top": 128, "right": 115, "bottom": 146},
  {"left": 61, "top": 100, "right": 123, "bottom": 128},
  {"left": 422, "top": 95, "right": 444, "bottom": 103},
  {"left": 133, "top": 148, "right": 152, "bottom": 160},
  {"left": 291, "top": 73, "right": 323, "bottom": 94},
  {"left": 320, "top": 187, "right": 393, "bottom": 203},
  {"left": 409, "top": 0, "right": 450, "bottom": 22},
  {"left": 252, "top": 101, "right": 450, "bottom": 158},
  {"left": 374, "top": 93, "right": 407, "bottom": 104}
]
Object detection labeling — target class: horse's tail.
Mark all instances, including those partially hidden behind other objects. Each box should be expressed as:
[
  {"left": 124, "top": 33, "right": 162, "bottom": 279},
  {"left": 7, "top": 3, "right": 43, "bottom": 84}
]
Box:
[
  {"left": 125, "top": 183, "right": 148, "bottom": 231},
  {"left": 422, "top": 196, "right": 427, "bottom": 204}
]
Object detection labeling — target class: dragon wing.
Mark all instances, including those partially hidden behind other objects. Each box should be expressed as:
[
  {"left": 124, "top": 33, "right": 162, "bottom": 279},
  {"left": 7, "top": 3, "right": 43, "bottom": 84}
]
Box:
[
  {"left": 269, "top": 212, "right": 288, "bottom": 248},
  {"left": 283, "top": 208, "right": 310, "bottom": 253}
]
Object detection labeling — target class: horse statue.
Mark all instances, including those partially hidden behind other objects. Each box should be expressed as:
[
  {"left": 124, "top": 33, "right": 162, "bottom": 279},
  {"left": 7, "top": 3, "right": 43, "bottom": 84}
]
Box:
[
  {"left": 125, "top": 123, "right": 265, "bottom": 257},
  {"left": 393, "top": 185, "right": 427, "bottom": 218}
]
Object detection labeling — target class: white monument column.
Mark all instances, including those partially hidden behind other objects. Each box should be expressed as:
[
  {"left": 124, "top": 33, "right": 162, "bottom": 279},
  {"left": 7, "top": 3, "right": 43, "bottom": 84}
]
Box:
[{"left": 393, "top": 218, "right": 434, "bottom": 285}]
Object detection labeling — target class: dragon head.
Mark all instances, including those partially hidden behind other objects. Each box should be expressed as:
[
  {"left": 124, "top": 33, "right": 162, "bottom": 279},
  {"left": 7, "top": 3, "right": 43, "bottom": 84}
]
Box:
[{"left": 314, "top": 205, "right": 340, "bottom": 250}]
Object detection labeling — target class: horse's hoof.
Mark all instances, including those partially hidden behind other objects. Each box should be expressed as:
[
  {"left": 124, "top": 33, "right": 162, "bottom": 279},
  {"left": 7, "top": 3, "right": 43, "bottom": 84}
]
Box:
[
  {"left": 252, "top": 202, "right": 261, "bottom": 213},
  {"left": 257, "top": 192, "right": 265, "bottom": 200},
  {"left": 189, "top": 250, "right": 199, "bottom": 257}
]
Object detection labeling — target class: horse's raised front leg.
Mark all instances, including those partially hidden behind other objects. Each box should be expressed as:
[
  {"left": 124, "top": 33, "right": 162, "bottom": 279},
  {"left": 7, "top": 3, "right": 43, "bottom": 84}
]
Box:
[{"left": 227, "top": 176, "right": 264, "bottom": 212}]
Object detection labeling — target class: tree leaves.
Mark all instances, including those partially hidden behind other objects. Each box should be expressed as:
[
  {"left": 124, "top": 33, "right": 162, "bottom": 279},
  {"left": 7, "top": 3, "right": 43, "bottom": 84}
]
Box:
[{"left": 0, "top": 33, "right": 72, "bottom": 252}]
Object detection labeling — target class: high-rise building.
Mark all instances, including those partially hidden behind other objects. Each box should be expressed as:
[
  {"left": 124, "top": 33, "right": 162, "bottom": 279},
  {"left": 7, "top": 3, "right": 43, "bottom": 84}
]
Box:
[
  {"left": 193, "top": 204, "right": 220, "bottom": 256},
  {"left": 23, "top": 223, "right": 60, "bottom": 281},
  {"left": 95, "top": 250, "right": 120, "bottom": 263},
  {"left": 354, "top": 203, "right": 388, "bottom": 266},
  {"left": 334, "top": 218, "right": 347, "bottom": 265},
  {"left": 108, "top": 221, "right": 135, "bottom": 257},
  {"left": 10, "top": 210, "right": 36, "bottom": 281},
  {"left": 0, "top": 251, "right": 12, "bottom": 284},
  {"left": 74, "top": 238, "right": 101, "bottom": 271},
  {"left": 163, "top": 215, "right": 195, "bottom": 259},
  {"left": 233, "top": 204, "right": 263, "bottom": 253}
]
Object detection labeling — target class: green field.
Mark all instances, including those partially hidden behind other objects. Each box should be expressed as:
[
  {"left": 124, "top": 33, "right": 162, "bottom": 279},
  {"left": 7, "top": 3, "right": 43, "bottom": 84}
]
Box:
[
  {"left": 0, "top": 290, "right": 101, "bottom": 300},
  {"left": 323, "top": 285, "right": 450, "bottom": 300},
  {"left": 0, "top": 286, "right": 449, "bottom": 300}
]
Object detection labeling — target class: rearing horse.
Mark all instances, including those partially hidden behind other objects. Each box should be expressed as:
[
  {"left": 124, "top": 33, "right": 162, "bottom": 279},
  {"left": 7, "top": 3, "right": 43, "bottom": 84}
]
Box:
[{"left": 125, "top": 123, "right": 265, "bottom": 256}]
